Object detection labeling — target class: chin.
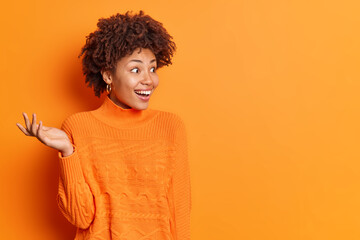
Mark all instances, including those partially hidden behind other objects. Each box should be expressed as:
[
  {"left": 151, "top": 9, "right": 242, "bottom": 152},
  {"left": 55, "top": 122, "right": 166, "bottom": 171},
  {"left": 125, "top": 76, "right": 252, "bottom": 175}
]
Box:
[{"left": 133, "top": 103, "right": 149, "bottom": 110}]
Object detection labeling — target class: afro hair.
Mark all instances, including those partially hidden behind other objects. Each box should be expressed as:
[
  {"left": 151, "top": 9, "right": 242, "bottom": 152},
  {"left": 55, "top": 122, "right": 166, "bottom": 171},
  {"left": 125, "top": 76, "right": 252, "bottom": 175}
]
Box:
[{"left": 79, "top": 10, "right": 176, "bottom": 97}]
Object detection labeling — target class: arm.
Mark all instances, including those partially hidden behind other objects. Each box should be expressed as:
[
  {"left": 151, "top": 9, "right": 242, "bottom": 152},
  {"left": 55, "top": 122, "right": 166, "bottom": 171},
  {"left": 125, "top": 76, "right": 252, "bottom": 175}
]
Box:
[
  {"left": 16, "top": 112, "right": 95, "bottom": 228},
  {"left": 56, "top": 119, "right": 95, "bottom": 229},
  {"left": 169, "top": 118, "right": 192, "bottom": 240}
]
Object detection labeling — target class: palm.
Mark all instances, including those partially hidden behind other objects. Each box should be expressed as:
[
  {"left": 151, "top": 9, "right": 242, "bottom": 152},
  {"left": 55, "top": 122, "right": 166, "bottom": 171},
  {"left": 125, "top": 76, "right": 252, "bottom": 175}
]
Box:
[{"left": 36, "top": 126, "right": 70, "bottom": 149}]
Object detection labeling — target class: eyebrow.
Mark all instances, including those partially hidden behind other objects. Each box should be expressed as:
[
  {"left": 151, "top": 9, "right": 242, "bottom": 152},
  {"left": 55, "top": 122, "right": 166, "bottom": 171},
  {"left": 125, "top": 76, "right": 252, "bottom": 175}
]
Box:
[{"left": 129, "top": 59, "right": 156, "bottom": 64}]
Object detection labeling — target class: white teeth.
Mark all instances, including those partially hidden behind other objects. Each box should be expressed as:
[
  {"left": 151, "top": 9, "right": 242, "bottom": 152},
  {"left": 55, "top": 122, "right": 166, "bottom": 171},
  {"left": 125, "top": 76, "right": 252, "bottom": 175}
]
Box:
[{"left": 135, "top": 90, "right": 151, "bottom": 95}]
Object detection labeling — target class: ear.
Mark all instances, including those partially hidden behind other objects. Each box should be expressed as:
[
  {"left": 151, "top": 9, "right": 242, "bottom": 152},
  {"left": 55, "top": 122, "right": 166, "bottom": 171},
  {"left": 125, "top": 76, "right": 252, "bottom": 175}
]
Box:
[{"left": 101, "top": 69, "right": 113, "bottom": 85}]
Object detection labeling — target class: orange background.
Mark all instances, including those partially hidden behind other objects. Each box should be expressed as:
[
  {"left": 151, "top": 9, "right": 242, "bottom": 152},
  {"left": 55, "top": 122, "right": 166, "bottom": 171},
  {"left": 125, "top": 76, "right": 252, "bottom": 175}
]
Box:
[{"left": 1, "top": 0, "right": 360, "bottom": 239}]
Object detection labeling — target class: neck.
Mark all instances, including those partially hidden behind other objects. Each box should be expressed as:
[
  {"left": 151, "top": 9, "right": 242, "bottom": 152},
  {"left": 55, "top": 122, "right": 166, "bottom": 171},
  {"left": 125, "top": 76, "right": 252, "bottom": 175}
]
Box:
[
  {"left": 90, "top": 95, "right": 159, "bottom": 128},
  {"left": 109, "top": 93, "right": 132, "bottom": 109}
]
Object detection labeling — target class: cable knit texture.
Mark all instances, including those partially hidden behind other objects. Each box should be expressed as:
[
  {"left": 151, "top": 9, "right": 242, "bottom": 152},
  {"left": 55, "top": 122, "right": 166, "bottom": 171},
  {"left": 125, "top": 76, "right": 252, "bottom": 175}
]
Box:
[{"left": 57, "top": 95, "right": 191, "bottom": 240}]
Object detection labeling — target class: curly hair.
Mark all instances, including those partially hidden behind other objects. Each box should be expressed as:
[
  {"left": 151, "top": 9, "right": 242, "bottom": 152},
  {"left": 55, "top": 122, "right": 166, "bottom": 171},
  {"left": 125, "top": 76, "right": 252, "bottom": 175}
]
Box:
[{"left": 79, "top": 10, "right": 176, "bottom": 97}]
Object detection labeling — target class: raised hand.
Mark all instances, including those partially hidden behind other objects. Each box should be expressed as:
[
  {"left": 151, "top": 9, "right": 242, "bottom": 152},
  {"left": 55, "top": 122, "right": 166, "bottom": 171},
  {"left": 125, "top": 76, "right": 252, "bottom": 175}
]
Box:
[{"left": 16, "top": 112, "right": 74, "bottom": 157}]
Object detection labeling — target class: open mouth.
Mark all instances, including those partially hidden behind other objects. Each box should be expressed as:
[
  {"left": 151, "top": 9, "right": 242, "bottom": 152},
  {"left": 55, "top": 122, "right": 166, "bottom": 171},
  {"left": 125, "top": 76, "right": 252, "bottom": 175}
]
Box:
[{"left": 134, "top": 90, "right": 151, "bottom": 97}]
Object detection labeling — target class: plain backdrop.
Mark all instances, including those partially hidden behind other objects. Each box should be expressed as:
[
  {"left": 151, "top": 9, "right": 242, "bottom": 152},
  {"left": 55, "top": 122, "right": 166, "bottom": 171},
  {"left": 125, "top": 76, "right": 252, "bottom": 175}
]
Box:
[{"left": 1, "top": 0, "right": 360, "bottom": 239}]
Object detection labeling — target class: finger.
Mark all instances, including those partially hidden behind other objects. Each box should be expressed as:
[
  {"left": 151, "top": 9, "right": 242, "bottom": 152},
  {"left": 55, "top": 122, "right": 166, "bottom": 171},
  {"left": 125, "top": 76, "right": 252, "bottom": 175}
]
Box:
[
  {"left": 31, "top": 113, "right": 37, "bottom": 135},
  {"left": 22, "top": 112, "right": 31, "bottom": 131},
  {"left": 37, "top": 121, "right": 47, "bottom": 144},
  {"left": 41, "top": 124, "right": 51, "bottom": 131},
  {"left": 16, "top": 123, "right": 31, "bottom": 136}
]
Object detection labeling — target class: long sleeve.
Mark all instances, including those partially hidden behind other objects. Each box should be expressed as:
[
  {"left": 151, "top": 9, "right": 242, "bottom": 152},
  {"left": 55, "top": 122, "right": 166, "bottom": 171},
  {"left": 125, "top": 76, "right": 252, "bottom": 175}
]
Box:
[
  {"left": 52, "top": 98, "right": 193, "bottom": 239},
  {"left": 169, "top": 118, "right": 192, "bottom": 240},
  {"left": 56, "top": 119, "right": 95, "bottom": 229}
]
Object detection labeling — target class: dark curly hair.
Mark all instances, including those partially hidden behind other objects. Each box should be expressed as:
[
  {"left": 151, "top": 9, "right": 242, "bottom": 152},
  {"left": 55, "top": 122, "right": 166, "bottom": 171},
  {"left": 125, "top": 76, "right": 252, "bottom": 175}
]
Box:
[{"left": 79, "top": 10, "right": 176, "bottom": 97}]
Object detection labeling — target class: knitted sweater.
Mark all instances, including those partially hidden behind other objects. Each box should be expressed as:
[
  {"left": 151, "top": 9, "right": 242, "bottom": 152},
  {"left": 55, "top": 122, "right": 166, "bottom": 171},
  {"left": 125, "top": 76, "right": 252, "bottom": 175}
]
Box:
[{"left": 57, "top": 95, "right": 191, "bottom": 240}]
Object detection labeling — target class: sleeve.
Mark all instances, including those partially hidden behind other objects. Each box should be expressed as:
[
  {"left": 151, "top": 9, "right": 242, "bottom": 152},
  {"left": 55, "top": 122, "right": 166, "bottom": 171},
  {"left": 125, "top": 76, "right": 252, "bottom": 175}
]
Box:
[
  {"left": 169, "top": 117, "right": 192, "bottom": 240},
  {"left": 56, "top": 118, "right": 95, "bottom": 229}
]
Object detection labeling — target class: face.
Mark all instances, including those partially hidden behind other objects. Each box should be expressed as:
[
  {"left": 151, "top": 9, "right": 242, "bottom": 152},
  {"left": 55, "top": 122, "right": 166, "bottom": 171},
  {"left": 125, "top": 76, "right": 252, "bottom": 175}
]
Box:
[{"left": 102, "top": 48, "right": 159, "bottom": 110}]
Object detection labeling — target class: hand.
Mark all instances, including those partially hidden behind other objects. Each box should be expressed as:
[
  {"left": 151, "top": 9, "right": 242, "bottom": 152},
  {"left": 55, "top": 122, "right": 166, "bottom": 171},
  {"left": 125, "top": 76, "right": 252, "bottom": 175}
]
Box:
[{"left": 16, "top": 112, "right": 74, "bottom": 157}]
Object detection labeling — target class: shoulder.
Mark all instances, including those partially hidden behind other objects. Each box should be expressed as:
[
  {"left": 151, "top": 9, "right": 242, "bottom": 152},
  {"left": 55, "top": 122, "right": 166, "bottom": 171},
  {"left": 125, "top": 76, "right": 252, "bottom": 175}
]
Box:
[
  {"left": 152, "top": 109, "right": 187, "bottom": 140},
  {"left": 60, "top": 111, "right": 93, "bottom": 131},
  {"left": 154, "top": 109, "right": 186, "bottom": 128}
]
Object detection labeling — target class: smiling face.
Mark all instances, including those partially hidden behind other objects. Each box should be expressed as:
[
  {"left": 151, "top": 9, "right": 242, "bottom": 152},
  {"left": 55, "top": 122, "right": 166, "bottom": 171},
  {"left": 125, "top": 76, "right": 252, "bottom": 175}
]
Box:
[{"left": 101, "top": 48, "right": 159, "bottom": 110}]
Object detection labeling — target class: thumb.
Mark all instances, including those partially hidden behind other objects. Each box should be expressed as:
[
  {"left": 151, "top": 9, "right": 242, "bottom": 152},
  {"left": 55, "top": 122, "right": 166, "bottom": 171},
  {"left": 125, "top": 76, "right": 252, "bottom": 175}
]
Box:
[{"left": 37, "top": 121, "right": 46, "bottom": 144}]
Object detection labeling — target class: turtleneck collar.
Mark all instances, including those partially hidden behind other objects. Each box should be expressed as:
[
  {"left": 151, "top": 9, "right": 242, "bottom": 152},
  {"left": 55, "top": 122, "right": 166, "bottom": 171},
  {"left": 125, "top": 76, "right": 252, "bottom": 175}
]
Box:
[{"left": 90, "top": 95, "right": 159, "bottom": 128}]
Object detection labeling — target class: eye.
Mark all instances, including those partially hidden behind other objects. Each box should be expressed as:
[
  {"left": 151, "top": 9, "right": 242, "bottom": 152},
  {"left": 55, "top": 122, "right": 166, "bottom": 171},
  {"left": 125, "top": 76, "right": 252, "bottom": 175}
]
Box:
[
  {"left": 150, "top": 67, "right": 156, "bottom": 73},
  {"left": 130, "top": 68, "right": 139, "bottom": 73}
]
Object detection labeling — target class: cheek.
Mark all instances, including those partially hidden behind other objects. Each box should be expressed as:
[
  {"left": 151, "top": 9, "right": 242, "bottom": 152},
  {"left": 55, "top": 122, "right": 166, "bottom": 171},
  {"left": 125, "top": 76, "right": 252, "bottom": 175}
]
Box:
[
  {"left": 153, "top": 76, "right": 160, "bottom": 88},
  {"left": 114, "top": 76, "right": 137, "bottom": 92}
]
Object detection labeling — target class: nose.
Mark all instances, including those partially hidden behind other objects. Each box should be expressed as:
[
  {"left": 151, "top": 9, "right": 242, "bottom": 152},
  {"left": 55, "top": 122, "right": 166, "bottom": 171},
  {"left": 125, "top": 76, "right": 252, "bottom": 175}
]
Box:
[{"left": 141, "top": 69, "right": 153, "bottom": 86}]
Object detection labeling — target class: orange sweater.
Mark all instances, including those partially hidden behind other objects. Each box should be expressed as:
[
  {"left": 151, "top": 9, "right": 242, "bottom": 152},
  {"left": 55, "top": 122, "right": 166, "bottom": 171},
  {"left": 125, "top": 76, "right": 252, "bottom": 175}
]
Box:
[{"left": 57, "top": 95, "right": 191, "bottom": 240}]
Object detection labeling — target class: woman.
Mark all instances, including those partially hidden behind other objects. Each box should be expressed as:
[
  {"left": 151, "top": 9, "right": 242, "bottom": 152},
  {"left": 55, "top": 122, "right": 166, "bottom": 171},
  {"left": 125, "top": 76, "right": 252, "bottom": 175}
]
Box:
[{"left": 16, "top": 10, "right": 191, "bottom": 240}]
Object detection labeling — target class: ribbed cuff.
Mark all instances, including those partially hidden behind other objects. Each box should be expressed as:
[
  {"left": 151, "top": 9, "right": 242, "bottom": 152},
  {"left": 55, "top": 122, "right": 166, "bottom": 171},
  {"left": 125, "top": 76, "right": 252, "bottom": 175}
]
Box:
[{"left": 58, "top": 145, "right": 84, "bottom": 186}]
